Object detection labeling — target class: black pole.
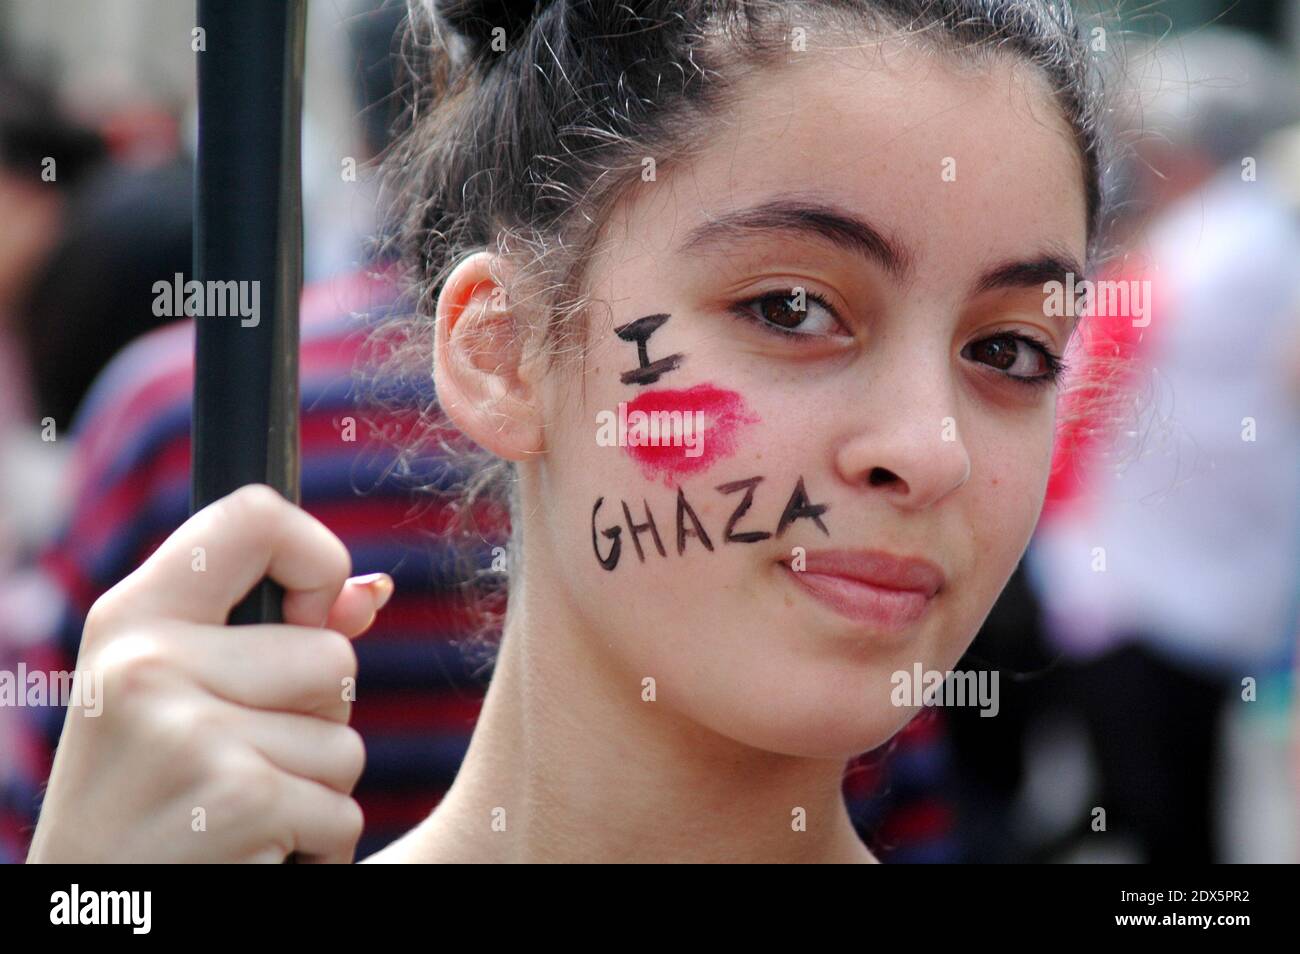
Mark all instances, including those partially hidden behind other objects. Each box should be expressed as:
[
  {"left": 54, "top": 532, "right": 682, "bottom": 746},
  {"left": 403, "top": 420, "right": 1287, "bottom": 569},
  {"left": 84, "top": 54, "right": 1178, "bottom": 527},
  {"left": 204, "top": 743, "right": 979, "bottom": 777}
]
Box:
[{"left": 193, "top": 0, "right": 306, "bottom": 626}]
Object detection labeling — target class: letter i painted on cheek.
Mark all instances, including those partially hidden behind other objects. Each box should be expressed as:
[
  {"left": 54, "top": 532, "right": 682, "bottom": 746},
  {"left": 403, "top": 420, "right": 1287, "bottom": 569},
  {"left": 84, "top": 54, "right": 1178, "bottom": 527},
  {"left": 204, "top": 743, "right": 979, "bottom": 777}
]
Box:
[{"left": 614, "top": 313, "right": 683, "bottom": 385}]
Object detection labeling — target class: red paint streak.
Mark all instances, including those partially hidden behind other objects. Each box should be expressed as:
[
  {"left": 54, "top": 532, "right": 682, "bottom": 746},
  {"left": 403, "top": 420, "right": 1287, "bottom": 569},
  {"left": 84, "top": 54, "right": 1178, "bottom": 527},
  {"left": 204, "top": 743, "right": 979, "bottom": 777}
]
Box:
[{"left": 621, "top": 383, "right": 758, "bottom": 486}]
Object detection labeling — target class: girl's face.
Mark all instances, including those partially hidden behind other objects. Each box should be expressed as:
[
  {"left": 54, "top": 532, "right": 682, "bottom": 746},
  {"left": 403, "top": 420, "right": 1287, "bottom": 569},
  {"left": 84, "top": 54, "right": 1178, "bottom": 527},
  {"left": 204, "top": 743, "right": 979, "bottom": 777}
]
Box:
[{"left": 462, "top": 42, "right": 1088, "bottom": 758}]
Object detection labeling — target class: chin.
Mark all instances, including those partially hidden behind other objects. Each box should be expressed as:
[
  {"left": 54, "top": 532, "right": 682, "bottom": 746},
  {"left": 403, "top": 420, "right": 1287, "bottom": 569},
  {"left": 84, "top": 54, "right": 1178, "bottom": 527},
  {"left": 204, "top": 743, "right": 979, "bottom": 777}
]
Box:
[
  {"left": 692, "top": 674, "right": 927, "bottom": 761},
  {"left": 723, "top": 713, "right": 921, "bottom": 761}
]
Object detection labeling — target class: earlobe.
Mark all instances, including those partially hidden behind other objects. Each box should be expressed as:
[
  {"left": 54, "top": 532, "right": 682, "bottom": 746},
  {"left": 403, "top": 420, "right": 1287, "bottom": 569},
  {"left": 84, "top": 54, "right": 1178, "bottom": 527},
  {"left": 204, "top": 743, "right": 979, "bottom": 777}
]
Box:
[{"left": 432, "top": 251, "right": 545, "bottom": 462}]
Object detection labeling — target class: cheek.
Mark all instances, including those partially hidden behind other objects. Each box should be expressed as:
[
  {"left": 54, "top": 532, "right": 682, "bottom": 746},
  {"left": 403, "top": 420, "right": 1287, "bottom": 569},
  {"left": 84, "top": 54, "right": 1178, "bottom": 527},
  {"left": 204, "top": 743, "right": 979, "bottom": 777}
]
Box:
[
  {"left": 921, "top": 420, "right": 1054, "bottom": 673},
  {"left": 610, "top": 383, "right": 761, "bottom": 487},
  {"left": 968, "top": 417, "right": 1056, "bottom": 562},
  {"left": 538, "top": 362, "right": 812, "bottom": 641},
  {"left": 536, "top": 351, "right": 763, "bottom": 578}
]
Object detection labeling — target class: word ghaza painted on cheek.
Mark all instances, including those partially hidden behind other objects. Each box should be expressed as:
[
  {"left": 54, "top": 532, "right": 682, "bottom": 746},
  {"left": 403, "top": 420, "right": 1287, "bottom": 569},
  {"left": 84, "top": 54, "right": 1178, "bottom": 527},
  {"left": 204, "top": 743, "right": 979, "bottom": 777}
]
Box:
[
  {"left": 591, "top": 308, "right": 829, "bottom": 571},
  {"left": 591, "top": 475, "right": 829, "bottom": 571}
]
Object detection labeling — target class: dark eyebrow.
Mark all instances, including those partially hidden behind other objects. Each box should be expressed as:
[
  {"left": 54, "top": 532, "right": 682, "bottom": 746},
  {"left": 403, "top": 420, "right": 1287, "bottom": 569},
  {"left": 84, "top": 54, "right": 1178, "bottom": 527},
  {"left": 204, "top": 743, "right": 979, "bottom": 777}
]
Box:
[
  {"left": 677, "top": 193, "right": 1085, "bottom": 309},
  {"left": 677, "top": 195, "right": 915, "bottom": 282},
  {"left": 970, "top": 251, "right": 1085, "bottom": 298}
]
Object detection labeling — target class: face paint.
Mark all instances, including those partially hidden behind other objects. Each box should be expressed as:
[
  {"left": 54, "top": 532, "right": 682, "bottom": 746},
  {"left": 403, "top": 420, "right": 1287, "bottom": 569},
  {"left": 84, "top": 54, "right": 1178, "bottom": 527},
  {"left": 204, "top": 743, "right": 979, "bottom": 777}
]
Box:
[
  {"left": 606, "top": 311, "right": 758, "bottom": 484},
  {"left": 591, "top": 474, "right": 830, "bottom": 571},
  {"left": 620, "top": 383, "right": 759, "bottom": 486},
  {"left": 614, "top": 312, "right": 683, "bottom": 385}
]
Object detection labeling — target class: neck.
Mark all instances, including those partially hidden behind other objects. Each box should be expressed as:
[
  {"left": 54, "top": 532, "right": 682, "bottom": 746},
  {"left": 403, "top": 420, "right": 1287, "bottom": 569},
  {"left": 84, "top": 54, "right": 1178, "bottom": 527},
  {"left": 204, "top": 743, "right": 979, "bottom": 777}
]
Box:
[{"left": 394, "top": 565, "right": 875, "bottom": 864}]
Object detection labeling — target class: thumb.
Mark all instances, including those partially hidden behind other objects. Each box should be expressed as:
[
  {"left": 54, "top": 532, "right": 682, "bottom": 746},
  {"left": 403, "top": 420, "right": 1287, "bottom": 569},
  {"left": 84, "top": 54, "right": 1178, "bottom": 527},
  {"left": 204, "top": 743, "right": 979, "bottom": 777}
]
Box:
[{"left": 284, "top": 572, "right": 394, "bottom": 638}]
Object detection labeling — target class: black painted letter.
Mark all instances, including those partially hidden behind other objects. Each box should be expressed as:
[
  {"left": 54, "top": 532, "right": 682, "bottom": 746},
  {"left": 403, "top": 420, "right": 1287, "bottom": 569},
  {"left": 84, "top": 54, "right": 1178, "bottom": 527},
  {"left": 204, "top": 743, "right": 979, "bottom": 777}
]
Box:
[
  {"left": 775, "top": 476, "right": 830, "bottom": 537},
  {"left": 716, "top": 476, "right": 772, "bottom": 544},
  {"left": 592, "top": 496, "right": 623, "bottom": 570},
  {"left": 622, "top": 499, "right": 668, "bottom": 562},
  {"left": 614, "top": 313, "right": 684, "bottom": 386},
  {"left": 675, "top": 486, "right": 715, "bottom": 555}
]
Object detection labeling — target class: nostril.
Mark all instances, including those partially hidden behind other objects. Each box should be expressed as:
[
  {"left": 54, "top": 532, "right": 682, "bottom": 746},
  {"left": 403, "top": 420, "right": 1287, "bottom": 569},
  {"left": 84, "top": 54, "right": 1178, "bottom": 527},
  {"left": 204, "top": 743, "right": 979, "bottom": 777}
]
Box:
[{"left": 867, "top": 466, "right": 899, "bottom": 487}]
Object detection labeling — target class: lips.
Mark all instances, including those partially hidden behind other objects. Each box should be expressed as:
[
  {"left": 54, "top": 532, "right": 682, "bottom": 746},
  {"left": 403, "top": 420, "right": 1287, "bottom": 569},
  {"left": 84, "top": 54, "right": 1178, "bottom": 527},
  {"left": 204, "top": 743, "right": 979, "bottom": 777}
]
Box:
[{"left": 781, "top": 548, "right": 945, "bottom": 630}]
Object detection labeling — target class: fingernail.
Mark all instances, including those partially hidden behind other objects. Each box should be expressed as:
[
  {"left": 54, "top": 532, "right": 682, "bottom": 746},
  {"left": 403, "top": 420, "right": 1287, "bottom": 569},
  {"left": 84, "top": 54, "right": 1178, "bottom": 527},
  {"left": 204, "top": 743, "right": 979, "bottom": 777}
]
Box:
[{"left": 369, "top": 574, "right": 395, "bottom": 610}]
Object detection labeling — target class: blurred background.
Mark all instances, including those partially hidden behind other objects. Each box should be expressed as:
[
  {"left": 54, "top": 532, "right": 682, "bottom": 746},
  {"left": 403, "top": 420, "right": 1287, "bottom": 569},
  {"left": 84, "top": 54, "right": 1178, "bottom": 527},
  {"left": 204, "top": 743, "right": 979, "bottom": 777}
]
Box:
[{"left": 0, "top": 0, "right": 1297, "bottom": 863}]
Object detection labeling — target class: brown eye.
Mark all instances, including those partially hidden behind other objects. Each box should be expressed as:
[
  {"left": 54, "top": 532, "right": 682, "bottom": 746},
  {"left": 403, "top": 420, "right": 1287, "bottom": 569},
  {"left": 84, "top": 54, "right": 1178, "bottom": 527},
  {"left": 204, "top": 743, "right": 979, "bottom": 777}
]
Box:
[
  {"left": 731, "top": 289, "right": 847, "bottom": 339},
  {"left": 759, "top": 295, "right": 804, "bottom": 329},
  {"left": 968, "top": 337, "right": 1027, "bottom": 372},
  {"left": 962, "top": 333, "right": 1063, "bottom": 387}
]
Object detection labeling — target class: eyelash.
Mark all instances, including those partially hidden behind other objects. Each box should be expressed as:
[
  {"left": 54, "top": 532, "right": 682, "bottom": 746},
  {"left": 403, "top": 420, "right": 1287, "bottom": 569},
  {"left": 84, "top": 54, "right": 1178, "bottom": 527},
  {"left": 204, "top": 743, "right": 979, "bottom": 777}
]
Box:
[
  {"left": 729, "top": 288, "right": 1067, "bottom": 389},
  {"left": 976, "top": 332, "right": 1067, "bottom": 389},
  {"left": 728, "top": 288, "right": 846, "bottom": 338}
]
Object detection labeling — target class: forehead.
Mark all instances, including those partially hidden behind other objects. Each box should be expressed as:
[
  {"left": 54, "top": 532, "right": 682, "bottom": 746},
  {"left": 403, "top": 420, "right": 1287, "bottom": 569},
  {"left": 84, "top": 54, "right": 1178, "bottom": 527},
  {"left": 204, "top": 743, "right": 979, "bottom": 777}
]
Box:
[{"left": 598, "top": 37, "right": 1089, "bottom": 287}]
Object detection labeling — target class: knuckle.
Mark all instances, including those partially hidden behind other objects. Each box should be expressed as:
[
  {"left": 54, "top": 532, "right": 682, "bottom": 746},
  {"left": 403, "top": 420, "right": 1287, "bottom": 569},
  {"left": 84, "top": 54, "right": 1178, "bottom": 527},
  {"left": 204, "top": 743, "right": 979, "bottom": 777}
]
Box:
[
  {"left": 322, "top": 533, "right": 352, "bottom": 585},
  {"left": 230, "top": 482, "right": 284, "bottom": 516},
  {"left": 336, "top": 726, "right": 367, "bottom": 786},
  {"left": 338, "top": 796, "right": 365, "bottom": 845},
  {"left": 220, "top": 484, "right": 286, "bottom": 544},
  {"left": 318, "top": 630, "right": 358, "bottom": 684},
  {"left": 153, "top": 700, "right": 224, "bottom": 763},
  {"left": 95, "top": 633, "right": 175, "bottom": 698},
  {"left": 82, "top": 590, "right": 130, "bottom": 645},
  {"left": 205, "top": 748, "right": 280, "bottom": 820}
]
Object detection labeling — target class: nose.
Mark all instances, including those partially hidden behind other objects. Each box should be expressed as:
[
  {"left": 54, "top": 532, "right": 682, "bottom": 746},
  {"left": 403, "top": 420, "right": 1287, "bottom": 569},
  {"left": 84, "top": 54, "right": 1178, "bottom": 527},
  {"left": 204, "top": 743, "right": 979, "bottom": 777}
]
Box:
[{"left": 833, "top": 369, "right": 971, "bottom": 510}]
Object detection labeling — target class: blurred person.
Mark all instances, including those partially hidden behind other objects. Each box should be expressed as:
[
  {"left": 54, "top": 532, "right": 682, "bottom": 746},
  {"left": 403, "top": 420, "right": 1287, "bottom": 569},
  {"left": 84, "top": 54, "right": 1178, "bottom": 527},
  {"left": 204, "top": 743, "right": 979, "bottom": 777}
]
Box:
[
  {"left": 1025, "top": 28, "right": 1300, "bottom": 863},
  {"left": 0, "top": 68, "right": 107, "bottom": 569},
  {"left": 0, "top": 60, "right": 194, "bottom": 566},
  {"left": 15, "top": 158, "right": 193, "bottom": 434}
]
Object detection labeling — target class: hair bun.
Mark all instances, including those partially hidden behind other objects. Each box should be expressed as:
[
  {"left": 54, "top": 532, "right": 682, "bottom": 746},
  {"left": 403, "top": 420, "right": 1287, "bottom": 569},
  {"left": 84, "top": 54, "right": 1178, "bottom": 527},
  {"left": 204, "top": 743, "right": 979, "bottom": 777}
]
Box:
[{"left": 434, "top": 0, "right": 555, "bottom": 57}]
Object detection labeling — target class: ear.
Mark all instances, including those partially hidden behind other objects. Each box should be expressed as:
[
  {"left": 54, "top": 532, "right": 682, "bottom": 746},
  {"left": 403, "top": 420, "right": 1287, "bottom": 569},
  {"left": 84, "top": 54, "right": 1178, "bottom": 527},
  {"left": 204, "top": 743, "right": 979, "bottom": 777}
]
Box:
[{"left": 432, "top": 251, "right": 545, "bottom": 462}]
